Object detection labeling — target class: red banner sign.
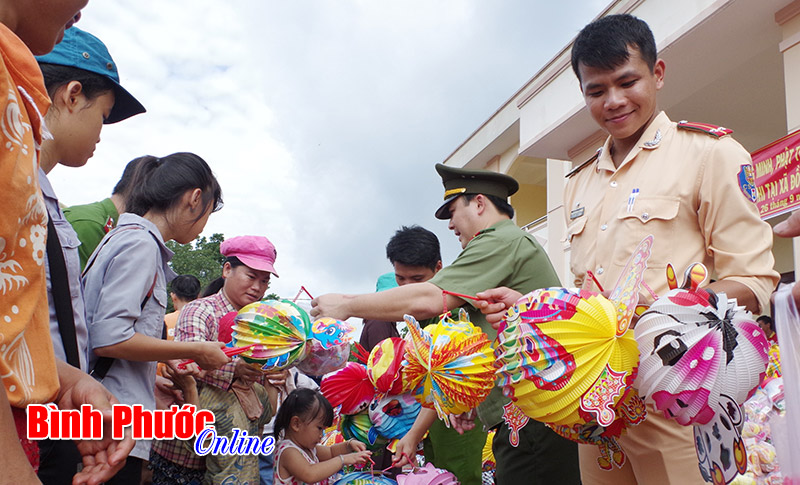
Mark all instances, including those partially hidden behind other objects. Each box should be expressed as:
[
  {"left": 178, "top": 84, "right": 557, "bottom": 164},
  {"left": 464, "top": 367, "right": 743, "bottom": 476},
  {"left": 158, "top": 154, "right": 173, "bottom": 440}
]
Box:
[{"left": 752, "top": 129, "right": 800, "bottom": 220}]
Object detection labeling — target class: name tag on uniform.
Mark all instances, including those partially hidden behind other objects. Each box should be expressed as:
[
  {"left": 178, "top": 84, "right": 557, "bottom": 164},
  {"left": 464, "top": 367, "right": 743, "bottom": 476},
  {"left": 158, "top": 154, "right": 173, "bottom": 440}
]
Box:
[{"left": 570, "top": 207, "right": 585, "bottom": 220}]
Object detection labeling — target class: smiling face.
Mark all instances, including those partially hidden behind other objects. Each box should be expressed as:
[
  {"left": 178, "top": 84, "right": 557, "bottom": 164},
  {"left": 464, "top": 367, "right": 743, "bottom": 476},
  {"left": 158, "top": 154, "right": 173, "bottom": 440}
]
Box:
[
  {"left": 578, "top": 46, "right": 664, "bottom": 155},
  {"left": 222, "top": 262, "right": 271, "bottom": 310}
]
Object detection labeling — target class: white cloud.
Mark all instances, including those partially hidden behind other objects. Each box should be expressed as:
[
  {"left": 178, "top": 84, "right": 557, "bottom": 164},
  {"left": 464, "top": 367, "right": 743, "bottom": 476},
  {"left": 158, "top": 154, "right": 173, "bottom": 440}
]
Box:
[{"left": 48, "top": 0, "right": 604, "bottom": 301}]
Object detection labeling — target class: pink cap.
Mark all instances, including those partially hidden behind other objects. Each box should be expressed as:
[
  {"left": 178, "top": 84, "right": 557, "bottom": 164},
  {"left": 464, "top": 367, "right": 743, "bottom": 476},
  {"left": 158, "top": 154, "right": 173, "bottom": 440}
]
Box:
[{"left": 220, "top": 235, "right": 279, "bottom": 277}]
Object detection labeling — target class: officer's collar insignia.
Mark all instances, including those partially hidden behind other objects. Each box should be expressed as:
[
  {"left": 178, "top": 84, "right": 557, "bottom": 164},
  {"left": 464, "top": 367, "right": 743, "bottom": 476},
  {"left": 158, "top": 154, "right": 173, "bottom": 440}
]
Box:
[{"left": 642, "top": 129, "right": 662, "bottom": 149}]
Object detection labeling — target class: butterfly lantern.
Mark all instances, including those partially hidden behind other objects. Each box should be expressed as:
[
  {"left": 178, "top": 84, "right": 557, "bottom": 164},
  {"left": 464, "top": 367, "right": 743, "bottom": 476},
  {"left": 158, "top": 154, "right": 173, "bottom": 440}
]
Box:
[
  {"left": 401, "top": 308, "right": 497, "bottom": 421},
  {"left": 495, "top": 236, "right": 654, "bottom": 471},
  {"left": 635, "top": 263, "right": 770, "bottom": 484}
]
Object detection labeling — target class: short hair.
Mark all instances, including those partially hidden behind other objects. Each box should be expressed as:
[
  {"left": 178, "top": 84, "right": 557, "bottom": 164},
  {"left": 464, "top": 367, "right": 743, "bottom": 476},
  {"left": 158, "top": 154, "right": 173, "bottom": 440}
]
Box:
[
  {"left": 463, "top": 193, "right": 515, "bottom": 219},
  {"left": 571, "top": 14, "right": 657, "bottom": 82},
  {"left": 756, "top": 315, "right": 774, "bottom": 332},
  {"left": 169, "top": 274, "right": 201, "bottom": 302},
  {"left": 386, "top": 225, "right": 441, "bottom": 271},
  {"left": 39, "top": 63, "right": 114, "bottom": 102}
]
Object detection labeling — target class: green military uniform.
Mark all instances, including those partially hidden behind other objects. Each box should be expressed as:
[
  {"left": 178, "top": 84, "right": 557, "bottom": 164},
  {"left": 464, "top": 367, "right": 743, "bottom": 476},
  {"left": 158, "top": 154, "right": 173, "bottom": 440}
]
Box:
[
  {"left": 63, "top": 197, "right": 119, "bottom": 269},
  {"left": 428, "top": 163, "right": 581, "bottom": 485}
]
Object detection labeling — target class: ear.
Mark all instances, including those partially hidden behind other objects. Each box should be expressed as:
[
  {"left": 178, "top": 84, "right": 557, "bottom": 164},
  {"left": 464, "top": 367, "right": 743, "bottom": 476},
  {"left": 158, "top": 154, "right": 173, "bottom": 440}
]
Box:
[
  {"left": 64, "top": 81, "right": 84, "bottom": 111},
  {"left": 187, "top": 188, "right": 203, "bottom": 211},
  {"left": 474, "top": 194, "right": 487, "bottom": 215},
  {"left": 434, "top": 260, "right": 443, "bottom": 273},
  {"left": 653, "top": 59, "right": 666, "bottom": 91},
  {"left": 222, "top": 261, "right": 233, "bottom": 279},
  {"left": 290, "top": 415, "right": 302, "bottom": 432}
]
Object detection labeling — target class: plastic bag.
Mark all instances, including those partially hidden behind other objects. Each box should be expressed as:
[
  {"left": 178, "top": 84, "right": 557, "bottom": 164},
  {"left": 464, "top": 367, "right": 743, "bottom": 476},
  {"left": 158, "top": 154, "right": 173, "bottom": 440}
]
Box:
[{"left": 771, "top": 285, "right": 800, "bottom": 481}]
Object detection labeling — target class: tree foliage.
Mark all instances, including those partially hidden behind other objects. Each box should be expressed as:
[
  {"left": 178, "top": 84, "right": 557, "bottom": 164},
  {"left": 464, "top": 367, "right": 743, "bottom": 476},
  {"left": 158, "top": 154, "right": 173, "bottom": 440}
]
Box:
[{"left": 166, "top": 233, "right": 226, "bottom": 293}]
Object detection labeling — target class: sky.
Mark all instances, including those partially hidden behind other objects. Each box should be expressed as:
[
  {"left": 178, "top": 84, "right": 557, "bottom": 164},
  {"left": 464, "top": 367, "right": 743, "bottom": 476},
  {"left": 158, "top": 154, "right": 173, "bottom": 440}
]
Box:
[{"left": 49, "top": 0, "right": 607, "bottom": 302}]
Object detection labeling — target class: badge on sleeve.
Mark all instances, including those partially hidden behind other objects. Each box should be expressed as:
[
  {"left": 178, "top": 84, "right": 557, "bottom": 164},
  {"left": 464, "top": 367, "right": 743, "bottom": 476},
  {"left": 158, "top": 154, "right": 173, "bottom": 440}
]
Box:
[{"left": 737, "top": 164, "right": 757, "bottom": 203}]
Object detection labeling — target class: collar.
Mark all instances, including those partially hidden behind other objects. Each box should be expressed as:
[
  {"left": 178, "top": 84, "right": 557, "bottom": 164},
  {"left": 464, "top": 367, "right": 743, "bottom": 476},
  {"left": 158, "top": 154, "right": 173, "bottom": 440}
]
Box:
[
  {"left": 117, "top": 213, "right": 176, "bottom": 271},
  {"left": 38, "top": 168, "right": 56, "bottom": 199},
  {"left": 597, "top": 111, "right": 671, "bottom": 172},
  {"left": 471, "top": 218, "right": 514, "bottom": 239},
  {"left": 99, "top": 197, "right": 119, "bottom": 220},
  {"left": 216, "top": 288, "right": 238, "bottom": 312}
]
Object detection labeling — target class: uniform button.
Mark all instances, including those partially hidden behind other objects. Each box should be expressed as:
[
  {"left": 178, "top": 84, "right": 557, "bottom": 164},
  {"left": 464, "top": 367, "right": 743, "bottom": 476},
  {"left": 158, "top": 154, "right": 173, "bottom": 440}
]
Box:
[
  {"left": 601, "top": 224, "right": 608, "bottom": 231},
  {"left": 641, "top": 212, "right": 649, "bottom": 221},
  {"left": 610, "top": 181, "right": 618, "bottom": 188},
  {"left": 597, "top": 267, "right": 604, "bottom": 275}
]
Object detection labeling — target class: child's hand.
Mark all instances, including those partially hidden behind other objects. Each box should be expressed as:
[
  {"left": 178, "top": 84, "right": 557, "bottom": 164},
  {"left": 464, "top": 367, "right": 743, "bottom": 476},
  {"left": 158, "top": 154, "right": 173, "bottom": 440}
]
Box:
[
  {"left": 342, "top": 450, "right": 372, "bottom": 466},
  {"left": 347, "top": 438, "right": 367, "bottom": 452}
]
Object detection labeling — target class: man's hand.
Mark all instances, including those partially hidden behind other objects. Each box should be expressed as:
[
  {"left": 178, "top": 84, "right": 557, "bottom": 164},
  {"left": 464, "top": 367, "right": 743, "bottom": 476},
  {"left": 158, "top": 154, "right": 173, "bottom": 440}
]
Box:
[
  {"left": 448, "top": 410, "right": 477, "bottom": 434},
  {"left": 475, "top": 287, "right": 522, "bottom": 328},
  {"left": 54, "top": 361, "right": 134, "bottom": 485},
  {"left": 774, "top": 210, "right": 800, "bottom": 237},
  {"left": 310, "top": 294, "right": 350, "bottom": 320}
]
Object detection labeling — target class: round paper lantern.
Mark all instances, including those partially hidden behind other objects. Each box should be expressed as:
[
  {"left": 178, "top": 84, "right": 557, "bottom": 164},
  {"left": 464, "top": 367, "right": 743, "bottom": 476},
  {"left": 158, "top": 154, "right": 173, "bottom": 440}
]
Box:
[
  {"left": 321, "top": 362, "right": 376, "bottom": 415},
  {"left": 402, "top": 309, "right": 496, "bottom": 420},
  {"left": 232, "top": 299, "right": 311, "bottom": 369},
  {"left": 368, "top": 394, "right": 421, "bottom": 440},
  {"left": 635, "top": 288, "right": 770, "bottom": 425},
  {"left": 340, "top": 410, "right": 387, "bottom": 450},
  {"left": 367, "top": 338, "right": 407, "bottom": 395},
  {"left": 495, "top": 288, "right": 640, "bottom": 428}
]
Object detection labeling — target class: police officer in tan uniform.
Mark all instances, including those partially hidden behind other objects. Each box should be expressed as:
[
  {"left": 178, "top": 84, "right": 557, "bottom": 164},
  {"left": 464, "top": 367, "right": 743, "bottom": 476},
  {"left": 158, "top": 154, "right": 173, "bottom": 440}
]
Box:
[{"left": 479, "top": 13, "right": 778, "bottom": 485}]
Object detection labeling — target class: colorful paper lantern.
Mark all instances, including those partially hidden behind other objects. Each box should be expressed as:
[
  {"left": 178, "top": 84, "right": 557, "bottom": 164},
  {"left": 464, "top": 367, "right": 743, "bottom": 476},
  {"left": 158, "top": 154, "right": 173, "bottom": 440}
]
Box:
[
  {"left": 340, "top": 410, "right": 387, "bottom": 450},
  {"left": 333, "top": 472, "right": 397, "bottom": 485},
  {"left": 321, "top": 362, "right": 376, "bottom": 415},
  {"left": 367, "top": 338, "right": 407, "bottom": 396},
  {"left": 635, "top": 286, "right": 770, "bottom": 426},
  {"left": 296, "top": 317, "right": 353, "bottom": 376},
  {"left": 232, "top": 299, "right": 311, "bottom": 370},
  {"left": 368, "top": 394, "right": 421, "bottom": 440},
  {"left": 402, "top": 309, "right": 496, "bottom": 420}
]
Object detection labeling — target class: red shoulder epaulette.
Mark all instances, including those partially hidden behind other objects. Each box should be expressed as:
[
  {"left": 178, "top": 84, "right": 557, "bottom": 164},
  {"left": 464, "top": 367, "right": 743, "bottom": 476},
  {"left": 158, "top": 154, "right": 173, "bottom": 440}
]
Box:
[
  {"left": 566, "top": 152, "right": 599, "bottom": 179},
  {"left": 677, "top": 120, "right": 733, "bottom": 138}
]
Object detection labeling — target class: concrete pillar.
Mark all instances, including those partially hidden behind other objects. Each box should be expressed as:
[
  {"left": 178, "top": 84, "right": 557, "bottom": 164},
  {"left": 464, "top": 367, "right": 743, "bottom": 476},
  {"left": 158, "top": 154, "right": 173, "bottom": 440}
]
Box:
[{"left": 546, "top": 159, "right": 572, "bottom": 286}]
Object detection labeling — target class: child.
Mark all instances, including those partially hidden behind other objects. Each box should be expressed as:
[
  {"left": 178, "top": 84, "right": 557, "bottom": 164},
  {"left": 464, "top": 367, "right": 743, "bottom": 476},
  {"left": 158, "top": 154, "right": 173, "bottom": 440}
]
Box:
[
  {"left": 82, "top": 152, "right": 231, "bottom": 484},
  {"left": 274, "top": 388, "right": 371, "bottom": 485},
  {"left": 34, "top": 25, "right": 146, "bottom": 485}
]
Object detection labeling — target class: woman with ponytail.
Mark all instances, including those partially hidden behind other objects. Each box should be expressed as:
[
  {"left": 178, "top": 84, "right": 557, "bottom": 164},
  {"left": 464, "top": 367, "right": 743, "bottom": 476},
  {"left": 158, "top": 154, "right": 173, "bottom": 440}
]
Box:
[{"left": 82, "top": 152, "right": 230, "bottom": 484}]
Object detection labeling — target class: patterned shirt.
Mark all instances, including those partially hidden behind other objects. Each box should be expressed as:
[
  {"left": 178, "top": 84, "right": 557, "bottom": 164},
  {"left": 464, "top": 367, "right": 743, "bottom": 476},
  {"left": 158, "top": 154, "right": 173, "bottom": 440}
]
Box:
[{"left": 0, "top": 22, "right": 59, "bottom": 407}]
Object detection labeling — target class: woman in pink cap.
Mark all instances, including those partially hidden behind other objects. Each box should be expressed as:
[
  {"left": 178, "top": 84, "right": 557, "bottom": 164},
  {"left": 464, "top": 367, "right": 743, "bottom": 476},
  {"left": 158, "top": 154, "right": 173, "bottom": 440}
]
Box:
[{"left": 151, "top": 235, "right": 281, "bottom": 484}]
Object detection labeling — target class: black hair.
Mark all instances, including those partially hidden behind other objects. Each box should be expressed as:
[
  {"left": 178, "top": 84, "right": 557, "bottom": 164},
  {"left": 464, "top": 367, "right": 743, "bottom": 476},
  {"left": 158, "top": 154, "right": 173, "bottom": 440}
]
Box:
[
  {"left": 38, "top": 63, "right": 115, "bottom": 102},
  {"left": 273, "top": 388, "right": 334, "bottom": 440},
  {"left": 199, "top": 256, "right": 245, "bottom": 297},
  {"left": 126, "top": 152, "right": 223, "bottom": 220},
  {"left": 571, "top": 14, "right": 657, "bottom": 82},
  {"left": 756, "top": 315, "right": 775, "bottom": 332},
  {"left": 463, "top": 193, "right": 515, "bottom": 219},
  {"left": 386, "top": 225, "right": 441, "bottom": 270},
  {"left": 113, "top": 156, "right": 147, "bottom": 197},
  {"left": 169, "top": 274, "right": 201, "bottom": 302}
]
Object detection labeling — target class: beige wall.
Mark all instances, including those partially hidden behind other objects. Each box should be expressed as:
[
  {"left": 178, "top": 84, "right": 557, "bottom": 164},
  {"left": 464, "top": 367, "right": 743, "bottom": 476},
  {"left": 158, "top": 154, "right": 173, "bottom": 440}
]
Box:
[{"left": 512, "top": 183, "right": 547, "bottom": 226}]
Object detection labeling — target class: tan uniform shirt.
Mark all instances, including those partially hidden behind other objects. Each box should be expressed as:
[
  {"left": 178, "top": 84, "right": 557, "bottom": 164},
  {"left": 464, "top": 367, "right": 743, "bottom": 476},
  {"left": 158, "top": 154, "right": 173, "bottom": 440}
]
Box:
[{"left": 564, "top": 111, "right": 778, "bottom": 313}]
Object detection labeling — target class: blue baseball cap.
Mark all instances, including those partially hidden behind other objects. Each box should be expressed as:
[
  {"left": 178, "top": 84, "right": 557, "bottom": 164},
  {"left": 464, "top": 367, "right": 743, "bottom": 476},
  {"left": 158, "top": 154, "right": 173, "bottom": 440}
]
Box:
[{"left": 36, "top": 27, "right": 145, "bottom": 124}]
